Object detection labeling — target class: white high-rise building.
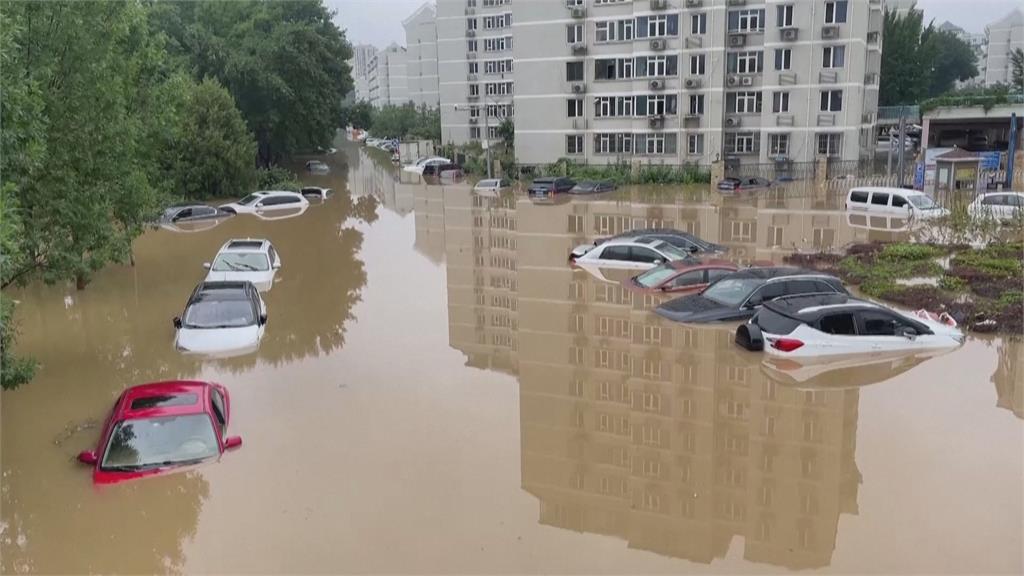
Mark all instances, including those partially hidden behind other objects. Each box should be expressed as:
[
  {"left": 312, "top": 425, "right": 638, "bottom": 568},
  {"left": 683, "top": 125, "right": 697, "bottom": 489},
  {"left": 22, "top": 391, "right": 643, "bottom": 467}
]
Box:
[
  {"left": 437, "top": 0, "right": 884, "bottom": 167},
  {"left": 368, "top": 43, "right": 410, "bottom": 108},
  {"left": 404, "top": 3, "right": 442, "bottom": 109},
  {"left": 984, "top": 9, "right": 1024, "bottom": 87}
]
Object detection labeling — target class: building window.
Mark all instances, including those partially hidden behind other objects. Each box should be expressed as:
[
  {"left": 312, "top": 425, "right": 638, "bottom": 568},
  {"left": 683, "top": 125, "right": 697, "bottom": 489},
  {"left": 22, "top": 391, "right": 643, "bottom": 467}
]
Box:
[
  {"left": 820, "top": 89, "right": 843, "bottom": 112},
  {"left": 647, "top": 56, "right": 667, "bottom": 77},
  {"left": 645, "top": 133, "right": 665, "bottom": 154},
  {"left": 726, "top": 132, "right": 758, "bottom": 154},
  {"left": 470, "top": 126, "right": 481, "bottom": 139},
  {"left": 566, "top": 61, "right": 584, "bottom": 82},
  {"left": 467, "top": 18, "right": 478, "bottom": 31},
  {"left": 483, "top": 13, "right": 512, "bottom": 30},
  {"left": 822, "top": 45, "right": 846, "bottom": 68},
  {"left": 647, "top": 94, "right": 667, "bottom": 116},
  {"left": 769, "top": 134, "right": 789, "bottom": 156},
  {"left": 567, "top": 98, "right": 584, "bottom": 117},
  {"left": 727, "top": 91, "right": 762, "bottom": 114},
  {"left": 483, "top": 36, "right": 512, "bottom": 52},
  {"left": 467, "top": 39, "right": 478, "bottom": 52},
  {"left": 687, "top": 134, "right": 704, "bottom": 154},
  {"left": 728, "top": 51, "right": 763, "bottom": 74},
  {"left": 688, "top": 94, "right": 705, "bottom": 115},
  {"left": 777, "top": 4, "right": 794, "bottom": 27},
  {"left": 774, "top": 48, "right": 791, "bottom": 70},
  {"left": 469, "top": 84, "right": 480, "bottom": 96},
  {"left": 648, "top": 15, "right": 668, "bottom": 37},
  {"left": 772, "top": 91, "right": 789, "bottom": 113},
  {"left": 567, "top": 23, "right": 584, "bottom": 44},
  {"left": 817, "top": 133, "right": 842, "bottom": 157},
  {"left": 689, "top": 54, "right": 705, "bottom": 75},
  {"left": 468, "top": 61, "right": 479, "bottom": 74},
  {"left": 484, "top": 59, "right": 513, "bottom": 74},
  {"left": 690, "top": 13, "right": 706, "bottom": 34},
  {"left": 824, "top": 1, "right": 848, "bottom": 24},
  {"left": 728, "top": 9, "right": 765, "bottom": 32},
  {"left": 596, "top": 21, "right": 611, "bottom": 43},
  {"left": 567, "top": 135, "right": 584, "bottom": 155}
]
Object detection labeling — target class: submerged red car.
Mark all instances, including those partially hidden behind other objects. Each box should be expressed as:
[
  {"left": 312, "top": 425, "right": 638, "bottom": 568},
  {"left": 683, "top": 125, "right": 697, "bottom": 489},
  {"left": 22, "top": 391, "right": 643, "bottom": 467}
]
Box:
[
  {"left": 77, "top": 381, "right": 242, "bottom": 484},
  {"left": 621, "top": 259, "right": 739, "bottom": 295}
]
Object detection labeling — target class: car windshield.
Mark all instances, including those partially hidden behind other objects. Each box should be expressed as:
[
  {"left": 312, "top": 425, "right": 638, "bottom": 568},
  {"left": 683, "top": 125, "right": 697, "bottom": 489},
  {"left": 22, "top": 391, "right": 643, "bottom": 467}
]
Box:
[
  {"left": 212, "top": 252, "right": 269, "bottom": 272},
  {"left": 183, "top": 299, "right": 255, "bottom": 329},
  {"left": 909, "top": 195, "right": 938, "bottom": 209},
  {"left": 238, "top": 194, "right": 260, "bottom": 206},
  {"left": 101, "top": 414, "right": 219, "bottom": 471},
  {"left": 701, "top": 277, "right": 762, "bottom": 307},
  {"left": 655, "top": 242, "right": 689, "bottom": 261},
  {"left": 635, "top": 265, "right": 680, "bottom": 288}
]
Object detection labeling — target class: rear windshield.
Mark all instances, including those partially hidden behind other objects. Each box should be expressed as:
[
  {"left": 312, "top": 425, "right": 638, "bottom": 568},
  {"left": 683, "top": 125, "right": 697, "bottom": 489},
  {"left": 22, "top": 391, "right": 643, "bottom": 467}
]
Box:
[
  {"left": 850, "top": 191, "right": 868, "bottom": 203},
  {"left": 754, "top": 309, "right": 802, "bottom": 335}
]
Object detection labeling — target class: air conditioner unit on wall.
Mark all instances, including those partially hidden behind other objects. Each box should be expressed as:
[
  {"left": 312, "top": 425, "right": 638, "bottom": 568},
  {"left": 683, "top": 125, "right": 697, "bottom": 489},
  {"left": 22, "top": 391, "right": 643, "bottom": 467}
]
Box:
[
  {"left": 571, "top": 7, "right": 586, "bottom": 18},
  {"left": 648, "top": 115, "right": 665, "bottom": 128},
  {"left": 725, "top": 117, "right": 741, "bottom": 127},
  {"left": 649, "top": 79, "right": 665, "bottom": 90},
  {"left": 781, "top": 28, "right": 798, "bottom": 41},
  {"left": 650, "top": 39, "right": 666, "bottom": 50},
  {"left": 467, "top": 29, "right": 476, "bottom": 37},
  {"left": 572, "top": 43, "right": 587, "bottom": 55},
  {"left": 685, "top": 0, "right": 703, "bottom": 7},
  {"left": 740, "top": 76, "right": 753, "bottom": 86},
  {"left": 726, "top": 75, "right": 740, "bottom": 86},
  {"left": 571, "top": 82, "right": 586, "bottom": 94},
  {"left": 822, "top": 26, "right": 839, "bottom": 39},
  {"left": 684, "top": 78, "right": 702, "bottom": 89},
  {"left": 728, "top": 34, "right": 746, "bottom": 47},
  {"left": 651, "top": 0, "right": 668, "bottom": 10}
]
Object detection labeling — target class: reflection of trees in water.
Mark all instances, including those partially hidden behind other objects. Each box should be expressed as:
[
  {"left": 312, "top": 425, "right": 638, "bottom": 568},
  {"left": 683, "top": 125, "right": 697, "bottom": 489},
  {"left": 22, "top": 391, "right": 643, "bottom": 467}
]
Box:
[
  {"left": 105, "top": 424, "right": 140, "bottom": 466},
  {"left": 992, "top": 338, "right": 1023, "bottom": 419},
  {"left": 1, "top": 468, "right": 209, "bottom": 574}
]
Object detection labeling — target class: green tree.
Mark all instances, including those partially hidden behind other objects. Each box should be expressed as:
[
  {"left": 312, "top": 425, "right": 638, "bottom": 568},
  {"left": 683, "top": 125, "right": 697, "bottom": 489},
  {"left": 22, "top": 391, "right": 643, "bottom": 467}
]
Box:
[
  {"left": 922, "top": 29, "right": 979, "bottom": 97},
  {"left": 1011, "top": 48, "right": 1024, "bottom": 93},
  {"left": 340, "top": 100, "right": 374, "bottom": 130},
  {"left": 161, "top": 77, "right": 257, "bottom": 200},
  {"left": 0, "top": 191, "right": 36, "bottom": 390},
  {"left": 151, "top": 1, "right": 354, "bottom": 165},
  {"left": 497, "top": 118, "right": 515, "bottom": 149}
]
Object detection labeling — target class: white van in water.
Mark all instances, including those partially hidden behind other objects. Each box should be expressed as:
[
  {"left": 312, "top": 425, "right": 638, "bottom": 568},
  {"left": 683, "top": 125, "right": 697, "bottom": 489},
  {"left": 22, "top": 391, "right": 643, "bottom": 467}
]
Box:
[{"left": 845, "top": 187, "right": 949, "bottom": 220}]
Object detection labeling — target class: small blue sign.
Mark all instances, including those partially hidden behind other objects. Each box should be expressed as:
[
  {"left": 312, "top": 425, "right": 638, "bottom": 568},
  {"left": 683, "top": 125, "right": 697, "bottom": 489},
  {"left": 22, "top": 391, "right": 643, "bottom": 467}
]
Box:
[
  {"left": 980, "top": 152, "right": 1001, "bottom": 170},
  {"left": 914, "top": 162, "right": 925, "bottom": 189}
]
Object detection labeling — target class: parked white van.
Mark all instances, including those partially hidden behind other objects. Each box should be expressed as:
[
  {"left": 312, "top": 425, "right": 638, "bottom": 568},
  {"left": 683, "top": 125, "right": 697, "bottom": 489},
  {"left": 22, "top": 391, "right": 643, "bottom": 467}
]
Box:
[{"left": 845, "top": 187, "right": 949, "bottom": 220}]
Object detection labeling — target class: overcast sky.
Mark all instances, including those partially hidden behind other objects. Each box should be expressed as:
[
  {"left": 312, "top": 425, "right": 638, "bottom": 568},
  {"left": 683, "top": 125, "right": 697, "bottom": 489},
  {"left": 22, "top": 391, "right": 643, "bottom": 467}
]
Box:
[{"left": 327, "top": 0, "right": 1020, "bottom": 47}]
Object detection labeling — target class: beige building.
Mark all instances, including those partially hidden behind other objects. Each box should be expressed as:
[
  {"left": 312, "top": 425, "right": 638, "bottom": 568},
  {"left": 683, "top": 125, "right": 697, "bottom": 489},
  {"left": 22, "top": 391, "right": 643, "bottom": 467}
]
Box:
[
  {"left": 368, "top": 43, "right": 410, "bottom": 108},
  {"left": 404, "top": 3, "right": 442, "bottom": 109},
  {"left": 984, "top": 9, "right": 1024, "bottom": 87}
]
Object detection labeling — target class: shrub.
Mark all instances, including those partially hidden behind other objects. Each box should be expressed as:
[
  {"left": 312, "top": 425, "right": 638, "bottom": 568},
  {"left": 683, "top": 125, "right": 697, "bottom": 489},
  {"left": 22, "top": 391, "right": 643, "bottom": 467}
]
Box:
[{"left": 255, "top": 166, "right": 301, "bottom": 192}]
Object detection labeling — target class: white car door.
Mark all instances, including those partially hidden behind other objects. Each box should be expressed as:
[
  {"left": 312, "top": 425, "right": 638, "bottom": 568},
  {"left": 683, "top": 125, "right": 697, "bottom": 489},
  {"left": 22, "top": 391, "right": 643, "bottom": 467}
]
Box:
[
  {"left": 627, "top": 246, "right": 667, "bottom": 270},
  {"left": 811, "top": 312, "right": 871, "bottom": 355},
  {"left": 593, "top": 245, "right": 637, "bottom": 268},
  {"left": 855, "top": 309, "right": 928, "bottom": 352}
]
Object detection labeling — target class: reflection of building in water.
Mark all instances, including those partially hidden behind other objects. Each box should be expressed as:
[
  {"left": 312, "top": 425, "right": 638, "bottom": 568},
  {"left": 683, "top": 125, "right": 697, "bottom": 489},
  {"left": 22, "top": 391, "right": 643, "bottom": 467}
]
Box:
[
  {"left": 993, "top": 339, "right": 1024, "bottom": 420},
  {"left": 412, "top": 185, "right": 447, "bottom": 265},
  {"left": 444, "top": 188, "right": 519, "bottom": 374},
  {"left": 430, "top": 185, "right": 862, "bottom": 569}
]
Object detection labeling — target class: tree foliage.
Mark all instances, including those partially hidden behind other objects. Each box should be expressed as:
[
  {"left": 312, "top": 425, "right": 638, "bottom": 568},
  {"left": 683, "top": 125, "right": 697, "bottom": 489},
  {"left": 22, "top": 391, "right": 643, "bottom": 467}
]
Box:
[
  {"left": 880, "top": 7, "right": 978, "bottom": 105},
  {"left": 369, "top": 103, "right": 441, "bottom": 141},
  {"left": 1011, "top": 48, "right": 1024, "bottom": 93},
  {"left": 340, "top": 100, "right": 374, "bottom": 130},
  {"left": 150, "top": 1, "right": 353, "bottom": 165}
]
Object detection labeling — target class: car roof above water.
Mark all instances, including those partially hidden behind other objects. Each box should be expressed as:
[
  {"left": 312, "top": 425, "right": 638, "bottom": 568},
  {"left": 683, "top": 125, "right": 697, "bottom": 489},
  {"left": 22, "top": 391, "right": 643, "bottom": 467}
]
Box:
[{"left": 763, "top": 294, "right": 879, "bottom": 321}]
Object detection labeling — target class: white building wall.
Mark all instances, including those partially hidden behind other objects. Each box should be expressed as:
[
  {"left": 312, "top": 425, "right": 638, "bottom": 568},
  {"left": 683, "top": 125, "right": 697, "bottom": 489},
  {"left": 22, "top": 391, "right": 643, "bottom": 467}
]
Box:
[
  {"left": 984, "top": 9, "right": 1024, "bottom": 87},
  {"left": 405, "top": 3, "right": 442, "bottom": 108}
]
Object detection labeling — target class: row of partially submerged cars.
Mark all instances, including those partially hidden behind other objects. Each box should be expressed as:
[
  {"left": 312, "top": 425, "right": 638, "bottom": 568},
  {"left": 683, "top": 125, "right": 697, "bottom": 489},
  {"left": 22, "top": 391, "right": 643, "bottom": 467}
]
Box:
[
  {"left": 78, "top": 191, "right": 316, "bottom": 483},
  {"left": 568, "top": 228, "right": 965, "bottom": 361}
]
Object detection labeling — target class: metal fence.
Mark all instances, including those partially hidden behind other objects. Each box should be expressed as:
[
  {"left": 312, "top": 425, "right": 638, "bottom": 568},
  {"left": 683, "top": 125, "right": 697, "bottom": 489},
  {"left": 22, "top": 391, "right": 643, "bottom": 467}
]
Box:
[{"left": 725, "top": 161, "right": 818, "bottom": 181}]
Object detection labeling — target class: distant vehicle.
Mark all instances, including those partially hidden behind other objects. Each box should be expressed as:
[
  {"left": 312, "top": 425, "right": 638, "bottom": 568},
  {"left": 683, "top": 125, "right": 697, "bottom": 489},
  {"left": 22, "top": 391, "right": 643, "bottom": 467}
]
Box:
[
  {"left": 158, "top": 204, "right": 233, "bottom": 232},
  {"left": 735, "top": 293, "right": 963, "bottom": 357},
  {"left": 597, "top": 228, "right": 727, "bottom": 255},
  {"left": 204, "top": 239, "right": 281, "bottom": 292},
  {"left": 717, "top": 176, "right": 772, "bottom": 192},
  {"left": 300, "top": 186, "right": 332, "bottom": 201},
  {"left": 655, "top": 267, "right": 847, "bottom": 324},
  {"left": 403, "top": 156, "right": 451, "bottom": 174},
  {"left": 570, "top": 237, "right": 692, "bottom": 270},
  {"left": 77, "top": 380, "right": 242, "bottom": 485},
  {"left": 875, "top": 136, "right": 916, "bottom": 156},
  {"left": 219, "top": 191, "right": 309, "bottom": 215},
  {"left": 422, "top": 162, "right": 462, "bottom": 178},
  {"left": 622, "top": 259, "right": 739, "bottom": 295},
  {"left": 305, "top": 160, "right": 329, "bottom": 173},
  {"left": 569, "top": 180, "right": 616, "bottom": 194},
  {"left": 968, "top": 192, "right": 1024, "bottom": 220},
  {"left": 527, "top": 177, "right": 576, "bottom": 198},
  {"left": 846, "top": 187, "right": 949, "bottom": 220},
  {"left": 473, "top": 178, "right": 512, "bottom": 195},
  {"left": 173, "top": 281, "right": 267, "bottom": 357}
]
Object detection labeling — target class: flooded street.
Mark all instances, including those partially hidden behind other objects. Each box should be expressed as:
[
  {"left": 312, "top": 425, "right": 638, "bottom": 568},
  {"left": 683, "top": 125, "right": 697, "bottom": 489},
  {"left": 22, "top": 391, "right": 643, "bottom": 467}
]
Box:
[{"left": 2, "top": 144, "right": 1022, "bottom": 574}]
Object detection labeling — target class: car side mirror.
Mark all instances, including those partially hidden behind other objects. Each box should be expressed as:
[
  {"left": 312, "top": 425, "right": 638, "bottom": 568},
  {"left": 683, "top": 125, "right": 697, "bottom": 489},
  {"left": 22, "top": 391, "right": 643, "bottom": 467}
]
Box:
[
  {"left": 77, "top": 450, "right": 98, "bottom": 465},
  {"left": 899, "top": 326, "right": 917, "bottom": 339},
  {"left": 173, "top": 317, "right": 183, "bottom": 329},
  {"left": 272, "top": 261, "right": 281, "bottom": 270},
  {"left": 688, "top": 246, "right": 699, "bottom": 253},
  {"left": 203, "top": 262, "right": 211, "bottom": 270},
  {"left": 224, "top": 436, "right": 243, "bottom": 451},
  {"left": 258, "top": 314, "right": 268, "bottom": 326},
  {"left": 653, "top": 259, "right": 663, "bottom": 265}
]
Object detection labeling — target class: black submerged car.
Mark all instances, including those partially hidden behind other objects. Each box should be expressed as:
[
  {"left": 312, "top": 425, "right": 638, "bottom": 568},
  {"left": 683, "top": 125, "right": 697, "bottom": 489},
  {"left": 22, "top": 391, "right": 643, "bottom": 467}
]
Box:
[
  {"left": 597, "top": 228, "right": 726, "bottom": 255},
  {"left": 654, "top": 267, "right": 847, "bottom": 324},
  {"left": 527, "top": 177, "right": 575, "bottom": 198}
]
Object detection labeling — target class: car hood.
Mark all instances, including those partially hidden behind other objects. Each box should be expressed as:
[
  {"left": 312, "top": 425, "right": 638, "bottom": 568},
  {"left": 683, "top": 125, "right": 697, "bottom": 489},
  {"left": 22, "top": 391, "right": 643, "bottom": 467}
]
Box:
[
  {"left": 176, "top": 325, "right": 261, "bottom": 358},
  {"left": 219, "top": 202, "right": 255, "bottom": 213},
  {"left": 204, "top": 271, "right": 274, "bottom": 291},
  {"left": 655, "top": 295, "right": 754, "bottom": 323}
]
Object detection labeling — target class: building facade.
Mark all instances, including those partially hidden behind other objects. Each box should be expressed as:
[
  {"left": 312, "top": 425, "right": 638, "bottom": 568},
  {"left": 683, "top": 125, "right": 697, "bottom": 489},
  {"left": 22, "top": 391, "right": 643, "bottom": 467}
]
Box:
[
  {"left": 368, "top": 43, "right": 410, "bottom": 108},
  {"left": 984, "top": 9, "right": 1024, "bottom": 87},
  {"left": 404, "top": 3, "right": 442, "bottom": 109},
  {"left": 352, "top": 44, "right": 378, "bottom": 103}
]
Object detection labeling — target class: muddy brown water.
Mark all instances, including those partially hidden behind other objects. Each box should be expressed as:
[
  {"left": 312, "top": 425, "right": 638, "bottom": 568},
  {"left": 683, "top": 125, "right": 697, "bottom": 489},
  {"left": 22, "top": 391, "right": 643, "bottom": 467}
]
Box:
[{"left": 2, "top": 144, "right": 1022, "bottom": 574}]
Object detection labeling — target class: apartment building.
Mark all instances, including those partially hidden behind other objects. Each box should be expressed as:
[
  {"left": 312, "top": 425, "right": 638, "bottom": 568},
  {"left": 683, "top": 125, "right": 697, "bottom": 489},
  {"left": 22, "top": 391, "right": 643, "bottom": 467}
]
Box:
[
  {"left": 351, "top": 44, "right": 378, "bottom": 102},
  {"left": 437, "top": 0, "right": 517, "bottom": 146},
  {"left": 984, "top": 9, "right": 1024, "bottom": 87},
  {"left": 367, "top": 43, "right": 410, "bottom": 108},
  {"left": 511, "top": 0, "right": 883, "bottom": 167},
  {"left": 404, "top": 3, "right": 442, "bottom": 108}
]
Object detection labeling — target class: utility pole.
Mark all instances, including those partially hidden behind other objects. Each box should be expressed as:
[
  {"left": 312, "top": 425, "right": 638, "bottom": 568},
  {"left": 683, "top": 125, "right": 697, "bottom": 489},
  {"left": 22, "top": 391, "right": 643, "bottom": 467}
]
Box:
[
  {"left": 896, "top": 106, "right": 907, "bottom": 187},
  {"left": 455, "top": 102, "right": 493, "bottom": 179}
]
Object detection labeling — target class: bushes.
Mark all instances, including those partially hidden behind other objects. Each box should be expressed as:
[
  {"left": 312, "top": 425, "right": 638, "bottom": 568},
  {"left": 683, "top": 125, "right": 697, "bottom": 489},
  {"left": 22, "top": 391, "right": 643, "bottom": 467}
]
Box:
[
  {"left": 256, "top": 166, "right": 302, "bottom": 192},
  {"left": 538, "top": 159, "right": 710, "bottom": 185}
]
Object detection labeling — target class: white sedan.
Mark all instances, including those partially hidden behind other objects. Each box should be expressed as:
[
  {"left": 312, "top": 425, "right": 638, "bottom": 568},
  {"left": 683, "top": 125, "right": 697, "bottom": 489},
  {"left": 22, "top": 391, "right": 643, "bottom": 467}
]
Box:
[
  {"left": 968, "top": 192, "right": 1024, "bottom": 221},
  {"left": 570, "top": 238, "right": 691, "bottom": 270},
  {"left": 402, "top": 156, "right": 451, "bottom": 174},
  {"left": 736, "top": 293, "right": 963, "bottom": 358},
  {"left": 173, "top": 281, "right": 267, "bottom": 358},
  {"left": 220, "top": 191, "right": 309, "bottom": 215},
  {"left": 204, "top": 239, "right": 281, "bottom": 292}
]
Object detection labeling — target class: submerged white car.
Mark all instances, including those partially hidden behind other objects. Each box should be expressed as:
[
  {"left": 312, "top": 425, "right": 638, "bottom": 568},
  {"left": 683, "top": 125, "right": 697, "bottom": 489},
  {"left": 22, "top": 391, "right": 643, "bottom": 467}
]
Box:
[
  {"left": 968, "top": 192, "right": 1024, "bottom": 221},
  {"left": 219, "top": 191, "right": 309, "bottom": 215},
  {"left": 570, "top": 238, "right": 691, "bottom": 270},
  {"left": 173, "top": 281, "right": 267, "bottom": 358},
  {"left": 204, "top": 239, "right": 281, "bottom": 292},
  {"left": 402, "top": 156, "right": 451, "bottom": 174},
  {"left": 736, "top": 293, "right": 963, "bottom": 358}
]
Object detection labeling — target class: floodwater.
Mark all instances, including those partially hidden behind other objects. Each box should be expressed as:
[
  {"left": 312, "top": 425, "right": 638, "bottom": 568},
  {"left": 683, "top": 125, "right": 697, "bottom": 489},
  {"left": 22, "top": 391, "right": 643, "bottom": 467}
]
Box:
[{"left": 2, "top": 144, "right": 1022, "bottom": 574}]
